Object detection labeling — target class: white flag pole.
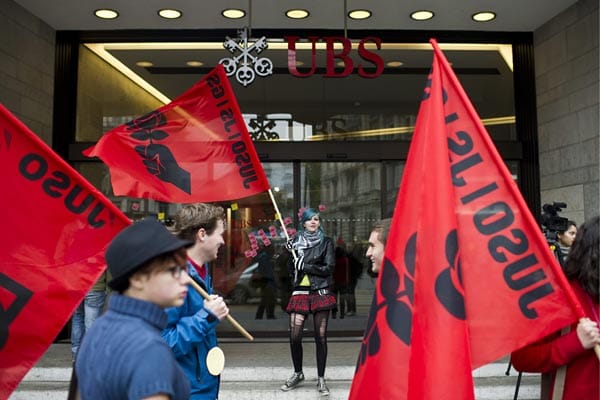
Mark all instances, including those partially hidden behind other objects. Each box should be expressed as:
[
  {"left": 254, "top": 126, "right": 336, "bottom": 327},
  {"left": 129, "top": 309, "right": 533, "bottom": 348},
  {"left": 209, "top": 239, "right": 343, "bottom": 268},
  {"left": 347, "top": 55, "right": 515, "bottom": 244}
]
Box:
[{"left": 267, "top": 188, "right": 298, "bottom": 261}]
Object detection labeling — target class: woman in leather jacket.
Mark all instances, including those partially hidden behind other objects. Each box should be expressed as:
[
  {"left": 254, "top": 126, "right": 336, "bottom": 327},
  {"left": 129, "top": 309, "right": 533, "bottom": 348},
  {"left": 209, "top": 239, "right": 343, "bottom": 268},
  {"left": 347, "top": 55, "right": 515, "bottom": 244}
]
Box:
[{"left": 280, "top": 208, "right": 336, "bottom": 396}]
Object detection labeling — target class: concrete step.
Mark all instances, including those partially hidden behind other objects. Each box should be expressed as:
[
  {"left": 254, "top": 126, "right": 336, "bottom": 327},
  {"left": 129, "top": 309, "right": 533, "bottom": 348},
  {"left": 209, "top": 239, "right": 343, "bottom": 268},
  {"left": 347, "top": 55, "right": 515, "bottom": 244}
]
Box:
[{"left": 10, "top": 363, "right": 541, "bottom": 400}]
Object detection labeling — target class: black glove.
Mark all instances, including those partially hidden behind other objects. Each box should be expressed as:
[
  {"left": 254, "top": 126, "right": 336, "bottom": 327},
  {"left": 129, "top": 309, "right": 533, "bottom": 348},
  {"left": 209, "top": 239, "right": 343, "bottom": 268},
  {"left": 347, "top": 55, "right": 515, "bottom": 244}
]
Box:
[{"left": 285, "top": 239, "right": 294, "bottom": 252}]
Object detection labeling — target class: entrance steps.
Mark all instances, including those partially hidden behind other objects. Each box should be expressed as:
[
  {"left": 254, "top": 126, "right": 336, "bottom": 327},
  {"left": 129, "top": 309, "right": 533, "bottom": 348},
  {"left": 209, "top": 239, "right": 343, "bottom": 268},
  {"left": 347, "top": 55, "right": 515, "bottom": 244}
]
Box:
[{"left": 10, "top": 342, "right": 541, "bottom": 399}]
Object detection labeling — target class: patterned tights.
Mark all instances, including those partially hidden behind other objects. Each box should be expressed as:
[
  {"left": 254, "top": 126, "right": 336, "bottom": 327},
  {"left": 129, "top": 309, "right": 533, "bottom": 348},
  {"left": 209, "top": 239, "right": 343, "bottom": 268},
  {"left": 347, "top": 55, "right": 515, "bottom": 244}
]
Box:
[{"left": 289, "top": 310, "right": 330, "bottom": 377}]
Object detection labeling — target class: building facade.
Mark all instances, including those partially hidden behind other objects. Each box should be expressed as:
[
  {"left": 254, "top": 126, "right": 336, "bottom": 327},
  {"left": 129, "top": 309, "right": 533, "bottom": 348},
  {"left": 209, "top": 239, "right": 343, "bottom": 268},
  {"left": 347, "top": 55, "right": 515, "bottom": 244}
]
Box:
[{"left": 1, "top": 0, "right": 597, "bottom": 338}]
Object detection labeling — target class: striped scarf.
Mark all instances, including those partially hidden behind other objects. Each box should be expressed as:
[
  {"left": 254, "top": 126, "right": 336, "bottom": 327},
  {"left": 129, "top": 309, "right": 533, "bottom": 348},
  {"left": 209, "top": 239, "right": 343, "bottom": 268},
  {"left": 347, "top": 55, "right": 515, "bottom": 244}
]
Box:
[{"left": 295, "top": 230, "right": 323, "bottom": 256}]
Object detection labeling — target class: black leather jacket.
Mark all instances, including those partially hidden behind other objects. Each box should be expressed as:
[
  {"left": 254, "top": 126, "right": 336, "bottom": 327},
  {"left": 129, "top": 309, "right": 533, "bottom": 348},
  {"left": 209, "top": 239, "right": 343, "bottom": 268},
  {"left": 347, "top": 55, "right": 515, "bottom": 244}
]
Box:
[{"left": 289, "top": 236, "right": 335, "bottom": 290}]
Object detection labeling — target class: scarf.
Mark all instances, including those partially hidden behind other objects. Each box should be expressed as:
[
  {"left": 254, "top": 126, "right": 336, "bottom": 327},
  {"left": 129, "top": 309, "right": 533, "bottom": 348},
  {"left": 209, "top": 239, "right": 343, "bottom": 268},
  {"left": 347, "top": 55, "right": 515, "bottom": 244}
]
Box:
[{"left": 295, "top": 230, "right": 323, "bottom": 256}]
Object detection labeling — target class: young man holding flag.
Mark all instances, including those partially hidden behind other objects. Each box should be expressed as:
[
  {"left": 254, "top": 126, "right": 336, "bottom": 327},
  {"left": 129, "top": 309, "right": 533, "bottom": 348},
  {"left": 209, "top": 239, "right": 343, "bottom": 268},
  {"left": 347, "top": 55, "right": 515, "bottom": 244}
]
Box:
[
  {"left": 161, "top": 203, "right": 230, "bottom": 400},
  {"left": 82, "top": 64, "right": 270, "bottom": 398}
]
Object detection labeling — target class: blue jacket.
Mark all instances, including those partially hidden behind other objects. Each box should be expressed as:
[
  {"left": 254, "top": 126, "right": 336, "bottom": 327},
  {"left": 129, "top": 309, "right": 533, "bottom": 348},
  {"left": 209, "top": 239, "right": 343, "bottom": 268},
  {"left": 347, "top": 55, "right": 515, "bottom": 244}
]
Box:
[{"left": 162, "top": 262, "right": 220, "bottom": 400}]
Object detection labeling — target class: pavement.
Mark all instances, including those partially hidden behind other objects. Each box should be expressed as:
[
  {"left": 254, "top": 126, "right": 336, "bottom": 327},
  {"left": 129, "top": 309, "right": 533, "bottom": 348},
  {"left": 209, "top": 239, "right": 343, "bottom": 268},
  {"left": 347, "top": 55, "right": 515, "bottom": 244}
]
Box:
[{"left": 10, "top": 337, "right": 542, "bottom": 400}]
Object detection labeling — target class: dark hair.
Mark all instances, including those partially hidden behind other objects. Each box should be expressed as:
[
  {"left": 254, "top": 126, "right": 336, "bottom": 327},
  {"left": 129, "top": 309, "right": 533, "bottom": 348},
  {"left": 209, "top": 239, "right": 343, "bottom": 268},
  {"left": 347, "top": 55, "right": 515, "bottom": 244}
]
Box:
[
  {"left": 557, "top": 220, "right": 577, "bottom": 235},
  {"left": 563, "top": 216, "right": 599, "bottom": 301},
  {"left": 109, "top": 248, "right": 188, "bottom": 293}
]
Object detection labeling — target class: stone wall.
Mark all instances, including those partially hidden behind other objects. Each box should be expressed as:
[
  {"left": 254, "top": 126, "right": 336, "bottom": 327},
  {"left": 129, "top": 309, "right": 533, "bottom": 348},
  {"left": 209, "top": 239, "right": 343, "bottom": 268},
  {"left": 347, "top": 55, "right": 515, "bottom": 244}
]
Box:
[
  {"left": 0, "top": 0, "right": 55, "bottom": 145},
  {"left": 535, "top": 0, "right": 599, "bottom": 223}
]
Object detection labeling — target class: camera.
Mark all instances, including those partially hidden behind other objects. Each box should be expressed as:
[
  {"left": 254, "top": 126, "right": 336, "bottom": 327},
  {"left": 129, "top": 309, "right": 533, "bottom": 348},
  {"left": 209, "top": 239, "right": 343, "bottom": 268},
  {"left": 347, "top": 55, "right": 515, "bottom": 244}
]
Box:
[
  {"left": 540, "top": 201, "right": 569, "bottom": 267},
  {"left": 540, "top": 202, "right": 569, "bottom": 237}
]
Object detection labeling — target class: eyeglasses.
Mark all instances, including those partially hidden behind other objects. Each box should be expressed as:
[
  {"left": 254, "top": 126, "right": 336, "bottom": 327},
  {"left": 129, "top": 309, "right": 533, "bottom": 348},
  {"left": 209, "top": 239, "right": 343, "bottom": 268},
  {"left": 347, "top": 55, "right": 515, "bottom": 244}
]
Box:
[{"left": 166, "top": 265, "right": 189, "bottom": 279}]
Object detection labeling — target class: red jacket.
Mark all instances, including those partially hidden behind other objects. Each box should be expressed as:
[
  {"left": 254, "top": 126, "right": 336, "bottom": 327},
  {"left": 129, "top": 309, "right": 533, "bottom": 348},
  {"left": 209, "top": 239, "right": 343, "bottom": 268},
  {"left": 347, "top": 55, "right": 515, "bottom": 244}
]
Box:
[{"left": 511, "top": 282, "right": 599, "bottom": 400}]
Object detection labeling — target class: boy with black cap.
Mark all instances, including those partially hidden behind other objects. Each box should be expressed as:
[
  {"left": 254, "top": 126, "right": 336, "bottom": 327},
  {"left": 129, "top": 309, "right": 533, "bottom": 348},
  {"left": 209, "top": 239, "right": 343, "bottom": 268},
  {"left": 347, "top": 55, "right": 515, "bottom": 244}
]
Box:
[
  {"left": 75, "top": 217, "right": 193, "bottom": 400},
  {"left": 162, "top": 203, "right": 230, "bottom": 400}
]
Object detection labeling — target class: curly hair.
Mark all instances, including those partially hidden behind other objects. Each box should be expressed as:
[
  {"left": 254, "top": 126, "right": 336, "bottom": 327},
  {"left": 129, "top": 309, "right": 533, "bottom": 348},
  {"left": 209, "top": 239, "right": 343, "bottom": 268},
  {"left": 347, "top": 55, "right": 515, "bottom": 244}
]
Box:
[
  {"left": 171, "top": 203, "right": 225, "bottom": 242},
  {"left": 564, "top": 216, "right": 599, "bottom": 302}
]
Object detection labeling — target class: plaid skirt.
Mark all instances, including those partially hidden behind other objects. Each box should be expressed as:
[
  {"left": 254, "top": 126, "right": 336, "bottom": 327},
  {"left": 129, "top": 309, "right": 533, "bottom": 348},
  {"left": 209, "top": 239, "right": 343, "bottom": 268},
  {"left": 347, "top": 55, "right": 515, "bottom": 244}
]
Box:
[{"left": 285, "top": 291, "right": 337, "bottom": 315}]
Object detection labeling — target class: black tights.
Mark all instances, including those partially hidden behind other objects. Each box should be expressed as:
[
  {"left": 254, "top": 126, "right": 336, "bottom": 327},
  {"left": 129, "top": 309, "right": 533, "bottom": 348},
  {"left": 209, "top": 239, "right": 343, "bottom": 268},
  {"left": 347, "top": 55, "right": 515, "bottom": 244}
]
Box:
[{"left": 288, "top": 310, "right": 330, "bottom": 377}]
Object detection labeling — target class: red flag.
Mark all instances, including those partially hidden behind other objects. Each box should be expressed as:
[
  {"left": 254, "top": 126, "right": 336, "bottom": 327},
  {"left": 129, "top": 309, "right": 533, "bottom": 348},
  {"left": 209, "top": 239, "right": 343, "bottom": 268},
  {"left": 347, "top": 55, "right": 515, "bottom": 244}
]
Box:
[
  {"left": 349, "top": 39, "right": 584, "bottom": 400},
  {"left": 0, "top": 104, "right": 130, "bottom": 398},
  {"left": 84, "top": 64, "right": 270, "bottom": 203}
]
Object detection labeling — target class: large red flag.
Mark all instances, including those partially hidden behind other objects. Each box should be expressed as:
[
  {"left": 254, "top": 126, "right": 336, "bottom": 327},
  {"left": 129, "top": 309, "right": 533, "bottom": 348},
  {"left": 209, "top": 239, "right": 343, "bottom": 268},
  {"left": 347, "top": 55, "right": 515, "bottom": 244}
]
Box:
[
  {"left": 349, "top": 39, "right": 584, "bottom": 399},
  {"left": 0, "top": 104, "right": 130, "bottom": 398},
  {"left": 84, "top": 64, "right": 270, "bottom": 203}
]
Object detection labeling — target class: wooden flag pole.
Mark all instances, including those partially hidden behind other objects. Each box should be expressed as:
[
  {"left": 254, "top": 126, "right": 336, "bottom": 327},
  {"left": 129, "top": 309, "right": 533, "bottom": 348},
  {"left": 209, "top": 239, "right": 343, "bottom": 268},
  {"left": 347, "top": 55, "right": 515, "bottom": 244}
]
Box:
[
  {"left": 267, "top": 188, "right": 298, "bottom": 261},
  {"left": 189, "top": 280, "right": 254, "bottom": 341},
  {"left": 267, "top": 188, "right": 301, "bottom": 283},
  {"left": 269, "top": 188, "right": 298, "bottom": 282}
]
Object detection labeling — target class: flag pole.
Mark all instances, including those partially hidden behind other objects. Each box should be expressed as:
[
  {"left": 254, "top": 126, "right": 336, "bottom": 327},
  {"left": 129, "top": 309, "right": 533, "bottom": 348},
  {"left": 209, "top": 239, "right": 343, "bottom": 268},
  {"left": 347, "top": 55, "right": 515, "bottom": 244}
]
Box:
[
  {"left": 267, "top": 188, "right": 298, "bottom": 261},
  {"left": 189, "top": 280, "right": 254, "bottom": 341},
  {"left": 267, "top": 188, "right": 301, "bottom": 283}
]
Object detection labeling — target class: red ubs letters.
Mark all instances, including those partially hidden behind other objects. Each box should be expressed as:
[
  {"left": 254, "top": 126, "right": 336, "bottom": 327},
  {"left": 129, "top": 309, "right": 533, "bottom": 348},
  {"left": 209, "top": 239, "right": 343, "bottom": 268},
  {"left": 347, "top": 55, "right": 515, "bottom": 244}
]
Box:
[{"left": 285, "top": 36, "right": 384, "bottom": 78}]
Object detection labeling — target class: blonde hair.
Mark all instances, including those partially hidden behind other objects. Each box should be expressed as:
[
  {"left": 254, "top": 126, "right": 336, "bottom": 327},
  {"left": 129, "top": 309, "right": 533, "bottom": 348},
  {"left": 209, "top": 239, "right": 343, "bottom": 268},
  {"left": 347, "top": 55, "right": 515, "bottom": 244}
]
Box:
[{"left": 371, "top": 218, "right": 392, "bottom": 246}]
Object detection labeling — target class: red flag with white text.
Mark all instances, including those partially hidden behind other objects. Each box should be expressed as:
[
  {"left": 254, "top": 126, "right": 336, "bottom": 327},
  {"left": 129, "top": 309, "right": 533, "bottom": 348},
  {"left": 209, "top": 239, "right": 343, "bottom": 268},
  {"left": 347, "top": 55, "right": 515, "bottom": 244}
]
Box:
[
  {"left": 84, "top": 64, "right": 270, "bottom": 203},
  {"left": 349, "top": 39, "right": 584, "bottom": 400},
  {"left": 0, "top": 104, "right": 130, "bottom": 398}
]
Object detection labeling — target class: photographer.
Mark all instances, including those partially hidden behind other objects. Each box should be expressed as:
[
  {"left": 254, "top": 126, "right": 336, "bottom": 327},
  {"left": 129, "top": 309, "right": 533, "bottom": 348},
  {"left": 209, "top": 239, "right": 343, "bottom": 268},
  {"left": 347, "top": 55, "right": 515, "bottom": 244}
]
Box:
[
  {"left": 541, "top": 202, "right": 572, "bottom": 268},
  {"left": 556, "top": 220, "right": 578, "bottom": 263}
]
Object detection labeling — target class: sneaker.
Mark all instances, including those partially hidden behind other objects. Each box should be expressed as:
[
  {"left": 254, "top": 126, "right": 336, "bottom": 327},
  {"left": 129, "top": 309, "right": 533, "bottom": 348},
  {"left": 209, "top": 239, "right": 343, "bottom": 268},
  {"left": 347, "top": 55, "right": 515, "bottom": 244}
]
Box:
[
  {"left": 317, "top": 377, "right": 330, "bottom": 395},
  {"left": 281, "top": 371, "right": 305, "bottom": 391}
]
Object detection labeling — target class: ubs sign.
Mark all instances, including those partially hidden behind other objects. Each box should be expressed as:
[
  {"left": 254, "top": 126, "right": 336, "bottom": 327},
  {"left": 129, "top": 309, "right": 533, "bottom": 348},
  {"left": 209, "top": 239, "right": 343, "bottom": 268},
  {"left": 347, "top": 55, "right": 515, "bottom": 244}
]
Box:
[
  {"left": 285, "top": 36, "right": 384, "bottom": 79},
  {"left": 220, "top": 29, "right": 384, "bottom": 86}
]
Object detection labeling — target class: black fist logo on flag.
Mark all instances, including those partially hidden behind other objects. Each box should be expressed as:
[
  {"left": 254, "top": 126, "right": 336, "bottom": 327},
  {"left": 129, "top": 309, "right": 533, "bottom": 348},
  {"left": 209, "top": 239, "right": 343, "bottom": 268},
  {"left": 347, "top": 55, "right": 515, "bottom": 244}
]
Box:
[{"left": 127, "top": 110, "right": 192, "bottom": 194}]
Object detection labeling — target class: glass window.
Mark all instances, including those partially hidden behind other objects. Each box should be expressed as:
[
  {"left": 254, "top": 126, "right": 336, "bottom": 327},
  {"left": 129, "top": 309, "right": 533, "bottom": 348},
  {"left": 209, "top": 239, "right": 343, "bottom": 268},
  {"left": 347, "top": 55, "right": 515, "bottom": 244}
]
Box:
[
  {"left": 72, "top": 37, "right": 522, "bottom": 337},
  {"left": 76, "top": 46, "right": 163, "bottom": 142},
  {"left": 75, "top": 41, "right": 516, "bottom": 143}
]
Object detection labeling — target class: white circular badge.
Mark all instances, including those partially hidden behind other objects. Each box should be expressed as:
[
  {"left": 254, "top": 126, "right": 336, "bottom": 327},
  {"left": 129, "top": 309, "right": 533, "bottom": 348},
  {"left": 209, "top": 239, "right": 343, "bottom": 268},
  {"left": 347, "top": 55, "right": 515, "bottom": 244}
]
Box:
[{"left": 206, "top": 346, "right": 225, "bottom": 376}]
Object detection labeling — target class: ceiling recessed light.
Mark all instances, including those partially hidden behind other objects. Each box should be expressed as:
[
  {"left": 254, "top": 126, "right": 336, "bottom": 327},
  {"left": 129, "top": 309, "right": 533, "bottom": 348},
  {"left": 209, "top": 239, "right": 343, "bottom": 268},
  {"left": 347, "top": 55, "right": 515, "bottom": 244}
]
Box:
[
  {"left": 94, "top": 9, "right": 119, "bottom": 19},
  {"left": 286, "top": 9, "right": 309, "bottom": 19},
  {"left": 136, "top": 61, "right": 154, "bottom": 67},
  {"left": 186, "top": 61, "right": 204, "bottom": 67},
  {"left": 410, "top": 10, "right": 434, "bottom": 21},
  {"left": 472, "top": 11, "right": 496, "bottom": 22},
  {"left": 387, "top": 61, "right": 404, "bottom": 67},
  {"left": 158, "top": 9, "right": 182, "bottom": 19},
  {"left": 348, "top": 9, "right": 372, "bottom": 20},
  {"left": 222, "top": 9, "right": 246, "bottom": 19}
]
